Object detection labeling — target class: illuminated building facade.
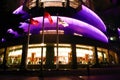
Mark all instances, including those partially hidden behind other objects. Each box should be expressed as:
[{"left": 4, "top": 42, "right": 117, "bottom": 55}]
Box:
[{"left": 0, "top": 0, "right": 119, "bottom": 70}]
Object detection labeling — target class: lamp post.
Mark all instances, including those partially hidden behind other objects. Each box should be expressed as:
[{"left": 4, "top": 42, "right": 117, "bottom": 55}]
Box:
[
  {"left": 41, "top": 15, "right": 45, "bottom": 69},
  {"left": 23, "top": 17, "right": 39, "bottom": 70},
  {"left": 25, "top": 18, "right": 31, "bottom": 69},
  {"left": 39, "top": 12, "right": 45, "bottom": 78},
  {"left": 21, "top": 18, "right": 31, "bottom": 70},
  {"left": 56, "top": 14, "right": 59, "bottom": 70}
]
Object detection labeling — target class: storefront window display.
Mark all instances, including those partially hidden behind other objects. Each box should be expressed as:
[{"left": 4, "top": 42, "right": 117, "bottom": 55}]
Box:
[
  {"left": 7, "top": 45, "right": 22, "bottom": 65},
  {"left": 54, "top": 44, "right": 72, "bottom": 64},
  {"left": 109, "top": 50, "right": 118, "bottom": 64},
  {"left": 27, "top": 44, "right": 46, "bottom": 65},
  {"left": 97, "top": 48, "right": 108, "bottom": 64},
  {"left": 7, "top": 44, "right": 46, "bottom": 66},
  {"left": 76, "top": 45, "right": 94, "bottom": 64},
  {"left": 0, "top": 48, "right": 4, "bottom": 65}
]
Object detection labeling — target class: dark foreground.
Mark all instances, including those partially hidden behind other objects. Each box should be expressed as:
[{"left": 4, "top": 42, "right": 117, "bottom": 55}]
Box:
[
  {"left": 0, "top": 67, "right": 120, "bottom": 80},
  {"left": 0, "top": 74, "right": 120, "bottom": 80}
]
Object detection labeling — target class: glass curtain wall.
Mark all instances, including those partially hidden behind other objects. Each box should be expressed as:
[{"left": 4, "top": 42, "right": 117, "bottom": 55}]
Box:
[
  {"left": 54, "top": 44, "right": 72, "bottom": 65},
  {"left": 26, "top": 0, "right": 67, "bottom": 8},
  {"left": 76, "top": 45, "right": 94, "bottom": 65},
  {"left": 27, "top": 44, "right": 46, "bottom": 65},
  {"left": 109, "top": 50, "right": 118, "bottom": 64},
  {"left": 97, "top": 48, "right": 109, "bottom": 64},
  {"left": 69, "top": 0, "right": 81, "bottom": 9},
  {"left": 25, "top": 0, "right": 82, "bottom": 8},
  {"left": 40, "top": 0, "right": 66, "bottom": 7},
  {"left": 0, "top": 48, "right": 5, "bottom": 65},
  {"left": 3, "top": 43, "right": 118, "bottom": 70},
  {"left": 7, "top": 45, "right": 22, "bottom": 67}
]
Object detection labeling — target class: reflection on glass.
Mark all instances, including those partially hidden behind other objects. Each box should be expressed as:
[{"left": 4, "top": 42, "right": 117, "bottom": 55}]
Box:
[
  {"left": 40, "top": 0, "right": 66, "bottom": 7},
  {"left": 109, "top": 50, "right": 118, "bottom": 64},
  {"left": 0, "top": 48, "right": 4, "bottom": 64},
  {"left": 97, "top": 48, "right": 108, "bottom": 64},
  {"left": 27, "top": 47, "right": 46, "bottom": 65},
  {"left": 25, "top": 0, "right": 81, "bottom": 8},
  {"left": 54, "top": 44, "right": 71, "bottom": 64},
  {"left": 26, "top": 0, "right": 36, "bottom": 9},
  {"left": 69, "top": 0, "right": 81, "bottom": 9},
  {"left": 7, "top": 46, "right": 22, "bottom": 65},
  {"left": 76, "top": 45, "right": 94, "bottom": 64}
]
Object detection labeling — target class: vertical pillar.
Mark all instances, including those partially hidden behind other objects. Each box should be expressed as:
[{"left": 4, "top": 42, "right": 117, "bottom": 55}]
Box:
[
  {"left": 36, "top": 0, "right": 39, "bottom": 7},
  {"left": 94, "top": 46, "right": 99, "bottom": 67},
  {"left": 3, "top": 47, "right": 8, "bottom": 71},
  {"left": 102, "top": 52, "right": 105, "bottom": 62},
  {"left": 45, "top": 44, "right": 54, "bottom": 69},
  {"left": 114, "top": 53, "right": 118, "bottom": 64},
  {"left": 107, "top": 49, "right": 110, "bottom": 63},
  {"left": 20, "top": 42, "right": 28, "bottom": 70},
  {"left": 66, "top": 0, "right": 70, "bottom": 7},
  {"left": 71, "top": 44, "right": 77, "bottom": 69}
]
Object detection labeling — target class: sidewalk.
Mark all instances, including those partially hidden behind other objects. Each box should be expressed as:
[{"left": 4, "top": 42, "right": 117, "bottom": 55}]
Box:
[{"left": 0, "top": 67, "right": 120, "bottom": 77}]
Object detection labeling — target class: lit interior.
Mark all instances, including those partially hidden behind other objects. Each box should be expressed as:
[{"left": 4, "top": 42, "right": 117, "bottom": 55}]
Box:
[
  {"left": 27, "top": 48, "right": 46, "bottom": 57},
  {"left": 54, "top": 47, "right": 71, "bottom": 64},
  {"left": 40, "top": 30, "right": 64, "bottom": 34},
  {"left": 76, "top": 49, "right": 93, "bottom": 57},
  {"left": 9, "top": 50, "right": 22, "bottom": 56},
  {"left": 76, "top": 44, "right": 94, "bottom": 64},
  {"left": 5, "top": 44, "right": 118, "bottom": 65}
]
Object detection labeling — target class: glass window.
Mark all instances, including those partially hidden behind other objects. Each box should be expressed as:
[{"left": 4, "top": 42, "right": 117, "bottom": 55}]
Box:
[
  {"left": 25, "top": 0, "right": 82, "bottom": 8},
  {"left": 40, "top": 0, "right": 66, "bottom": 7},
  {"left": 26, "top": 0, "right": 36, "bottom": 9},
  {"left": 27, "top": 44, "right": 46, "bottom": 65},
  {"left": 7, "top": 45, "right": 22, "bottom": 66},
  {"left": 0, "top": 48, "right": 5, "bottom": 65},
  {"left": 54, "top": 44, "right": 71, "bottom": 64},
  {"left": 97, "top": 48, "right": 108, "bottom": 64},
  {"left": 40, "top": 30, "right": 64, "bottom": 34},
  {"left": 109, "top": 50, "right": 118, "bottom": 64},
  {"left": 76, "top": 45, "right": 94, "bottom": 64},
  {"left": 69, "top": 0, "right": 81, "bottom": 9},
  {"left": 27, "top": 47, "right": 46, "bottom": 65}
]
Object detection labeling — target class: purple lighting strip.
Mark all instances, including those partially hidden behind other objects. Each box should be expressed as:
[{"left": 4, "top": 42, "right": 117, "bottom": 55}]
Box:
[
  {"left": 20, "top": 16, "right": 108, "bottom": 43},
  {"left": 13, "top": 5, "right": 108, "bottom": 42},
  {"left": 118, "top": 28, "right": 120, "bottom": 36},
  {"left": 13, "top": 5, "right": 29, "bottom": 19},
  {"left": 74, "top": 5, "right": 106, "bottom": 32}
]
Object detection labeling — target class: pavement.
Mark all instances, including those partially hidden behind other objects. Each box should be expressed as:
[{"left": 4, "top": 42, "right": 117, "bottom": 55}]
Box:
[
  {"left": 0, "top": 74, "right": 120, "bottom": 80},
  {"left": 0, "top": 67, "right": 120, "bottom": 77},
  {"left": 0, "top": 67, "right": 120, "bottom": 80}
]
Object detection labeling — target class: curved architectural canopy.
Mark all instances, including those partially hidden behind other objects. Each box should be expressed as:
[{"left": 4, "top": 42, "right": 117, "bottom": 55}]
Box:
[
  {"left": 73, "top": 5, "right": 106, "bottom": 32},
  {"left": 20, "top": 16, "right": 108, "bottom": 43},
  {"left": 118, "top": 28, "right": 120, "bottom": 36},
  {"left": 13, "top": 4, "right": 108, "bottom": 43}
]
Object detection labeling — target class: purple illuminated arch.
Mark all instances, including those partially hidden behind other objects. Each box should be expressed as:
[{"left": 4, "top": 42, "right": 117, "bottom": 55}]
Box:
[
  {"left": 13, "top": 5, "right": 29, "bottom": 19},
  {"left": 20, "top": 16, "right": 108, "bottom": 43},
  {"left": 13, "top": 5, "right": 106, "bottom": 32},
  {"left": 13, "top": 5, "right": 108, "bottom": 42},
  {"left": 73, "top": 5, "right": 106, "bottom": 32},
  {"left": 118, "top": 28, "right": 120, "bottom": 36}
]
